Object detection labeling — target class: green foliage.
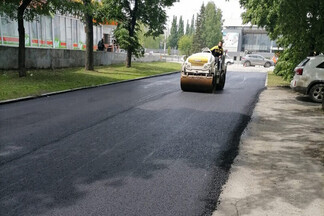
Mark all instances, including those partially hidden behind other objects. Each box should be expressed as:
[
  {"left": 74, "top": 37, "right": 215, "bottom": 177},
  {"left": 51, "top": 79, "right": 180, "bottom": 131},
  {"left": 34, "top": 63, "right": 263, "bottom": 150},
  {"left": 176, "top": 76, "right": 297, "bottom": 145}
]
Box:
[
  {"left": 143, "top": 35, "right": 163, "bottom": 49},
  {"left": 202, "top": 2, "right": 223, "bottom": 48},
  {"left": 101, "top": 0, "right": 177, "bottom": 66},
  {"left": 138, "top": 25, "right": 164, "bottom": 49},
  {"left": 190, "top": 14, "right": 195, "bottom": 35},
  {"left": 113, "top": 24, "right": 145, "bottom": 58},
  {"left": 178, "top": 16, "right": 184, "bottom": 40},
  {"left": 274, "top": 47, "right": 305, "bottom": 80},
  {"left": 191, "top": 3, "right": 205, "bottom": 53},
  {"left": 168, "top": 46, "right": 171, "bottom": 55},
  {"left": 267, "top": 71, "right": 291, "bottom": 87},
  {"left": 0, "top": 62, "right": 181, "bottom": 101},
  {"left": 240, "top": 0, "right": 324, "bottom": 80},
  {"left": 178, "top": 35, "right": 192, "bottom": 57},
  {"left": 185, "top": 20, "right": 190, "bottom": 35},
  {"left": 191, "top": 2, "right": 222, "bottom": 53},
  {"left": 168, "top": 16, "right": 178, "bottom": 49},
  {"left": 0, "top": 0, "right": 82, "bottom": 21}
]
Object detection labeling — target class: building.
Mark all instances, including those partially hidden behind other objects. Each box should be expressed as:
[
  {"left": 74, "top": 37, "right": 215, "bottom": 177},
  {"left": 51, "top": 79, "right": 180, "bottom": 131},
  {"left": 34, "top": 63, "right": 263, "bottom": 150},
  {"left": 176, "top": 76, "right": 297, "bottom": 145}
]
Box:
[
  {"left": 223, "top": 25, "right": 280, "bottom": 60},
  {"left": 0, "top": 14, "right": 117, "bottom": 51}
]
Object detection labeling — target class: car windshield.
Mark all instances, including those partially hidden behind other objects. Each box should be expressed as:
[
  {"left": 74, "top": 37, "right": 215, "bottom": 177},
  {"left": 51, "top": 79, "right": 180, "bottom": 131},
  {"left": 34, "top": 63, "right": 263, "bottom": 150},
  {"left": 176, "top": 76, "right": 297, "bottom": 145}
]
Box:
[{"left": 298, "top": 58, "right": 310, "bottom": 67}]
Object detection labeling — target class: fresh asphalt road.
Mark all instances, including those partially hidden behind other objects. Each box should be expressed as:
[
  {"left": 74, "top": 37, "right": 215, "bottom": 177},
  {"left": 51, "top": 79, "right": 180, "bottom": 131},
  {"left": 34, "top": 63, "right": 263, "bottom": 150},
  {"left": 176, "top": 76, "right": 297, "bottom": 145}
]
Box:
[{"left": 0, "top": 69, "right": 266, "bottom": 216}]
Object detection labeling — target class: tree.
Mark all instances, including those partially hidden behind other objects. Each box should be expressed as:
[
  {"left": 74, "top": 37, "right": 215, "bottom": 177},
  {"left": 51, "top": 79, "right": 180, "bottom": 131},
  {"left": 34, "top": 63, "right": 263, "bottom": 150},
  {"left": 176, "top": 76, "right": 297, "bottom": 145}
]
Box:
[
  {"left": 201, "top": 2, "right": 223, "bottom": 48},
  {"left": 190, "top": 14, "right": 195, "bottom": 35},
  {"left": 168, "top": 16, "right": 178, "bottom": 49},
  {"left": 138, "top": 24, "right": 164, "bottom": 49},
  {"left": 191, "top": 3, "right": 205, "bottom": 53},
  {"left": 240, "top": 0, "right": 324, "bottom": 80},
  {"left": 185, "top": 20, "right": 190, "bottom": 35},
  {"left": 177, "top": 16, "right": 184, "bottom": 40},
  {"left": 178, "top": 35, "right": 192, "bottom": 57},
  {"left": 101, "top": 0, "right": 177, "bottom": 67},
  {"left": 0, "top": 0, "right": 81, "bottom": 77},
  {"left": 82, "top": 0, "right": 103, "bottom": 70},
  {"left": 82, "top": 0, "right": 94, "bottom": 70}
]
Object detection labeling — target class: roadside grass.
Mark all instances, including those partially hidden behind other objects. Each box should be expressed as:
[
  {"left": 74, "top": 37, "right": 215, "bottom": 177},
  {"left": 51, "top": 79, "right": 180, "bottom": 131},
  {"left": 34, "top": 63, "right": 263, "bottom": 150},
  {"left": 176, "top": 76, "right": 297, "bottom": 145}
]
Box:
[
  {"left": 267, "top": 71, "right": 290, "bottom": 87},
  {"left": 0, "top": 62, "right": 181, "bottom": 101}
]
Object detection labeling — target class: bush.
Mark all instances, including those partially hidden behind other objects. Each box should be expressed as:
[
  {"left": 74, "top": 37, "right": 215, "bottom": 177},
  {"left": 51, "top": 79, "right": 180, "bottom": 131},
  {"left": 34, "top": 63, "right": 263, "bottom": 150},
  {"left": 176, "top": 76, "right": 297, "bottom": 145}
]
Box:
[
  {"left": 178, "top": 35, "right": 193, "bottom": 57},
  {"left": 274, "top": 47, "right": 308, "bottom": 81}
]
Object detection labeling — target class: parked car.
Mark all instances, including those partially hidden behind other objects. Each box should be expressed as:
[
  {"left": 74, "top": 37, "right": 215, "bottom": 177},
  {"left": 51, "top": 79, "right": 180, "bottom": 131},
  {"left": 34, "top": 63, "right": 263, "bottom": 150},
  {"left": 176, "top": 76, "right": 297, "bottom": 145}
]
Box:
[
  {"left": 225, "top": 54, "right": 234, "bottom": 65},
  {"left": 241, "top": 54, "right": 274, "bottom": 67},
  {"left": 290, "top": 55, "right": 324, "bottom": 103}
]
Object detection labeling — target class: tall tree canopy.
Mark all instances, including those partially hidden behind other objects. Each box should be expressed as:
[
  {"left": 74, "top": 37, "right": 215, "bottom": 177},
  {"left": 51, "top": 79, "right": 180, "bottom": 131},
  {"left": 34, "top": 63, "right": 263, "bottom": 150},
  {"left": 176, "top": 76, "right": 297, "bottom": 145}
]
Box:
[
  {"left": 0, "top": 0, "right": 81, "bottom": 76},
  {"left": 177, "top": 16, "right": 184, "bottom": 40},
  {"left": 168, "top": 15, "right": 178, "bottom": 49},
  {"left": 191, "top": 3, "right": 205, "bottom": 53},
  {"left": 189, "top": 14, "right": 195, "bottom": 35},
  {"left": 185, "top": 20, "right": 190, "bottom": 35},
  {"left": 240, "top": 0, "right": 324, "bottom": 79},
  {"left": 101, "top": 0, "right": 178, "bottom": 67},
  {"left": 201, "top": 2, "right": 222, "bottom": 48}
]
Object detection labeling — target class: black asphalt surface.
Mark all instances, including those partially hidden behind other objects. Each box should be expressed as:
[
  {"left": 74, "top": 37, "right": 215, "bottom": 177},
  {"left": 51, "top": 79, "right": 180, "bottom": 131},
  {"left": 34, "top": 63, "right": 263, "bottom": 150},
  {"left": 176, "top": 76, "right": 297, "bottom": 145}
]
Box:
[{"left": 0, "top": 70, "right": 266, "bottom": 216}]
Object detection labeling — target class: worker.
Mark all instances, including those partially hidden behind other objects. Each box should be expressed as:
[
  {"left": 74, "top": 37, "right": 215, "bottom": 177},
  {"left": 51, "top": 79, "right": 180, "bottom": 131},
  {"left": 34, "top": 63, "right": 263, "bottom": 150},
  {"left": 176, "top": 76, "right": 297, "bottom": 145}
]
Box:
[
  {"left": 98, "top": 38, "right": 105, "bottom": 51},
  {"left": 210, "top": 41, "right": 224, "bottom": 70}
]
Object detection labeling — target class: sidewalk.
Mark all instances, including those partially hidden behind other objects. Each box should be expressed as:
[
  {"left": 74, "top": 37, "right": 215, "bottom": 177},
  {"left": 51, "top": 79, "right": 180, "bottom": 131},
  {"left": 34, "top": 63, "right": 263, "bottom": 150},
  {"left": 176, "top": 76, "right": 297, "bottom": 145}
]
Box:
[{"left": 212, "top": 87, "right": 324, "bottom": 216}]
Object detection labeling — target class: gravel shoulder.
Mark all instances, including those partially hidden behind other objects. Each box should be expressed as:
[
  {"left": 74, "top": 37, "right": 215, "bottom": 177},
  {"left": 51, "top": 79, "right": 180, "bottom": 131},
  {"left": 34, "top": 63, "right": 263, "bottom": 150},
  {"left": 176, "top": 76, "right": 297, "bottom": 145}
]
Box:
[{"left": 212, "top": 87, "right": 324, "bottom": 216}]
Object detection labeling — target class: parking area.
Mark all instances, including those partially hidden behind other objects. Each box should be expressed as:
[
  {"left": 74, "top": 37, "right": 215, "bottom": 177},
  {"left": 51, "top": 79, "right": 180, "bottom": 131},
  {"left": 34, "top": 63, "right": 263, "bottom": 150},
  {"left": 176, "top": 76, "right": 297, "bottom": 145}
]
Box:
[{"left": 227, "top": 63, "right": 274, "bottom": 73}]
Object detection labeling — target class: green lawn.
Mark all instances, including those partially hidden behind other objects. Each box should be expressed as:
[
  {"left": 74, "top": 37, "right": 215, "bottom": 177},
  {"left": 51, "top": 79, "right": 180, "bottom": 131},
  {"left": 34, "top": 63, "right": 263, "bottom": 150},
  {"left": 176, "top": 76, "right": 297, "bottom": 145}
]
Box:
[
  {"left": 0, "top": 62, "right": 181, "bottom": 101},
  {"left": 267, "top": 71, "right": 291, "bottom": 87}
]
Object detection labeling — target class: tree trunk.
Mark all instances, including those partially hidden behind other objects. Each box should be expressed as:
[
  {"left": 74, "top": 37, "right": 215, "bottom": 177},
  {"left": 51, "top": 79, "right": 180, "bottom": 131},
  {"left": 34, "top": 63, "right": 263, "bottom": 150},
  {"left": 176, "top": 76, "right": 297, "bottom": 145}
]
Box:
[
  {"left": 84, "top": 0, "right": 94, "bottom": 70},
  {"left": 126, "top": 49, "right": 132, "bottom": 68},
  {"left": 125, "top": 0, "right": 138, "bottom": 68},
  {"left": 18, "top": 13, "right": 26, "bottom": 77},
  {"left": 17, "top": 0, "right": 32, "bottom": 77}
]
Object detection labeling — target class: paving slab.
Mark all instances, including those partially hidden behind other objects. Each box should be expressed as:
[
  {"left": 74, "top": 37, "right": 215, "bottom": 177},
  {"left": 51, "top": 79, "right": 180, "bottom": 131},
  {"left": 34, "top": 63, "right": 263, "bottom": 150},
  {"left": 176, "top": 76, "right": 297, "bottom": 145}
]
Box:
[{"left": 212, "top": 87, "right": 324, "bottom": 216}]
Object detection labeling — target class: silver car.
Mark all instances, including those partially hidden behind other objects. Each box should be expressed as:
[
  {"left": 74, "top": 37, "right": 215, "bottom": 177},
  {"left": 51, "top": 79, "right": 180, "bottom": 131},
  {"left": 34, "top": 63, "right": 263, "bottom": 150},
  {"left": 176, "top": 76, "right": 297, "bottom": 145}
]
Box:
[
  {"left": 290, "top": 55, "right": 324, "bottom": 103},
  {"left": 241, "top": 54, "right": 274, "bottom": 67}
]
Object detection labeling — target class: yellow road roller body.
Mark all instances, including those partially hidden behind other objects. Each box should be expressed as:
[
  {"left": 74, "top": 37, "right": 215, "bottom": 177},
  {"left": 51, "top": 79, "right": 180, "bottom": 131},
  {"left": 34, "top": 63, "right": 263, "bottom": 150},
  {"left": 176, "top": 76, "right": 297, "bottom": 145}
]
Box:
[{"left": 180, "top": 49, "right": 227, "bottom": 92}]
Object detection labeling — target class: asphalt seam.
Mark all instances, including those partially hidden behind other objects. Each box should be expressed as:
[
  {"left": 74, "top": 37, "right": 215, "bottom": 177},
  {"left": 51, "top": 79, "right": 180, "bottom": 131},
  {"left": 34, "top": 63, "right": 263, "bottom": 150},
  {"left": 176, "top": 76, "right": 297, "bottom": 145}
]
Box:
[{"left": 0, "top": 71, "right": 180, "bottom": 105}]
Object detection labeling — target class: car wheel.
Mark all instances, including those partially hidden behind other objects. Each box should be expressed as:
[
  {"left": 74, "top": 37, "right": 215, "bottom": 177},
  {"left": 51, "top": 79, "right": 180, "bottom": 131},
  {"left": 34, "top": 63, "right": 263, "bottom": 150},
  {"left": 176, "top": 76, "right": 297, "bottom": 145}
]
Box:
[
  {"left": 264, "top": 62, "right": 271, "bottom": 68},
  {"left": 309, "top": 84, "right": 324, "bottom": 103},
  {"left": 244, "top": 61, "right": 251, "bottom": 67}
]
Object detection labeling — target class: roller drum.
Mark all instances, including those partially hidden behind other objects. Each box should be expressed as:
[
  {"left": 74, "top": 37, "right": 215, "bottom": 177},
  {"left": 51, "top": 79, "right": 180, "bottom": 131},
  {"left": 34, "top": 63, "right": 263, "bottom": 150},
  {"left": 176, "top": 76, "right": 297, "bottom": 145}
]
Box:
[{"left": 180, "top": 75, "right": 214, "bottom": 92}]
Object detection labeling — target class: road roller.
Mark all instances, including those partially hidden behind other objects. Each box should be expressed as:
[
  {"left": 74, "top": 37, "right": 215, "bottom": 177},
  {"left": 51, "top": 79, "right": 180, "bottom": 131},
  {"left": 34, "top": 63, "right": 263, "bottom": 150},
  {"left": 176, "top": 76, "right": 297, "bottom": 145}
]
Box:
[{"left": 180, "top": 48, "right": 227, "bottom": 92}]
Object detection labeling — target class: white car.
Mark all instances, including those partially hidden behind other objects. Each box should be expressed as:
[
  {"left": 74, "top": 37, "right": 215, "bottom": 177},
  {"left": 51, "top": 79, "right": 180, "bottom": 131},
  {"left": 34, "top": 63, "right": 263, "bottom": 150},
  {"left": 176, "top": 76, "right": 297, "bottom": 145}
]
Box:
[
  {"left": 290, "top": 55, "right": 324, "bottom": 102},
  {"left": 225, "top": 54, "right": 234, "bottom": 65}
]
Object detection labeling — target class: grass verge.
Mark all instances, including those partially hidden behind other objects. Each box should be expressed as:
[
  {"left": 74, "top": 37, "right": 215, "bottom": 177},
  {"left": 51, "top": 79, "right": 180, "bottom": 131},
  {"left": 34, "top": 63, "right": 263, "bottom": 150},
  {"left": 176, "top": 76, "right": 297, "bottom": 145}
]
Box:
[
  {"left": 267, "top": 71, "right": 290, "bottom": 87},
  {"left": 0, "top": 62, "right": 181, "bottom": 101}
]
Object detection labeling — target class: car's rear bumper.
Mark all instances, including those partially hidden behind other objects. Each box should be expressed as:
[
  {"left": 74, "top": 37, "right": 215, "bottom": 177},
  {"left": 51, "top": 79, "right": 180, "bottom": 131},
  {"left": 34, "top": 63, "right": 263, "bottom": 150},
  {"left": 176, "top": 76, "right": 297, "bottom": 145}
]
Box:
[{"left": 290, "top": 80, "right": 307, "bottom": 94}]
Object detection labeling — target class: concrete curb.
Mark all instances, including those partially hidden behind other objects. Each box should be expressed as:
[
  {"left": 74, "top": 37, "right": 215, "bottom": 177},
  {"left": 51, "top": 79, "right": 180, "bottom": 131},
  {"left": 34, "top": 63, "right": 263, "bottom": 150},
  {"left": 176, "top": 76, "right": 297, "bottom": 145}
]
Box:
[{"left": 0, "top": 71, "right": 180, "bottom": 105}]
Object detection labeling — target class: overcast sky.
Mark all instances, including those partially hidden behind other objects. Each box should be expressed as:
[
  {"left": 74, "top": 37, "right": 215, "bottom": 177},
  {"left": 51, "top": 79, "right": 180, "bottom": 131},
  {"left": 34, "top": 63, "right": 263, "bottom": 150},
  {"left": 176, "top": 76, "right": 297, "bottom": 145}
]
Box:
[{"left": 165, "top": 0, "right": 245, "bottom": 29}]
